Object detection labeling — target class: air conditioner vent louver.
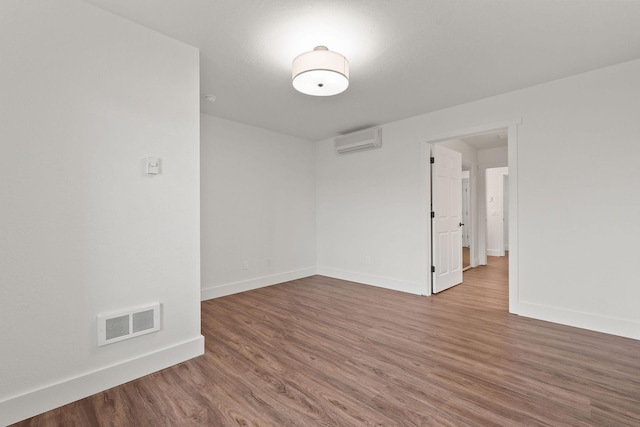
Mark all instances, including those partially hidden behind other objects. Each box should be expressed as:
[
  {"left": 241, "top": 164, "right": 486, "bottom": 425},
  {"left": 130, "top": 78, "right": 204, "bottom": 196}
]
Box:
[{"left": 335, "top": 127, "right": 382, "bottom": 154}]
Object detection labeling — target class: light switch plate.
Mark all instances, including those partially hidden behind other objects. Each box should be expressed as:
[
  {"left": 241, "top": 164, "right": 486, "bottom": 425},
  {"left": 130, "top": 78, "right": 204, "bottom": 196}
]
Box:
[{"left": 146, "top": 157, "right": 160, "bottom": 174}]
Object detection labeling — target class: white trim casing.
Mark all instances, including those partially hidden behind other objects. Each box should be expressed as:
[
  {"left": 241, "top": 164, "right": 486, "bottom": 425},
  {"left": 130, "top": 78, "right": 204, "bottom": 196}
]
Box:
[
  {"left": 486, "top": 249, "right": 506, "bottom": 257},
  {"left": 201, "top": 267, "right": 316, "bottom": 300},
  {"left": 0, "top": 336, "right": 205, "bottom": 427},
  {"left": 506, "top": 124, "right": 520, "bottom": 314},
  {"left": 421, "top": 118, "right": 522, "bottom": 314},
  {"left": 317, "top": 267, "right": 423, "bottom": 296},
  {"left": 516, "top": 302, "right": 640, "bottom": 341}
]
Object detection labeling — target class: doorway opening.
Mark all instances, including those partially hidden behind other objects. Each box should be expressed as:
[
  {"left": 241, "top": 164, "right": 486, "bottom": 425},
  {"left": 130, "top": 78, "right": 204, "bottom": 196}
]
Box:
[{"left": 421, "top": 118, "right": 520, "bottom": 314}]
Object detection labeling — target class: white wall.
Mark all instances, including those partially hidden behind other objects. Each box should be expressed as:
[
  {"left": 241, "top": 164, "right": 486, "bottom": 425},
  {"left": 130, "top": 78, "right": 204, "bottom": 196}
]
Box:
[
  {"left": 485, "top": 167, "right": 509, "bottom": 256},
  {"left": 439, "top": 138, "right": 479, "bottom": 167},
  {"left": 200, "top": 115, "right": 316, "bottom": 299},
  {"left": 0, "top": 1, "right": 203, "bottom": 424},
  {"left": 316, "top": 124, "right": 426, "bottom": 294},
  {"left": 477, "top": 146, "right": 508, "bottom": 264},
  {"left": 317, "top": 57, "right": 640, "bottom": 340}
]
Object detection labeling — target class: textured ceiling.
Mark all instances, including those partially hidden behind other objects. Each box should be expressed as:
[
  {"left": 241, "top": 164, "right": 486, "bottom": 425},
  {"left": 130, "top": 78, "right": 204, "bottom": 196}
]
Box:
[{"left": 83, "top": 0, "right": 640, "bottom": 141}]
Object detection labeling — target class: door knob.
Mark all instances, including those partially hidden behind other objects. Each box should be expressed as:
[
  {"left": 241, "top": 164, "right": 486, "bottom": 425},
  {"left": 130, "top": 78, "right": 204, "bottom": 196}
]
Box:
[{"left": 459, "top": 222, "right": 464, "bottom": 227}]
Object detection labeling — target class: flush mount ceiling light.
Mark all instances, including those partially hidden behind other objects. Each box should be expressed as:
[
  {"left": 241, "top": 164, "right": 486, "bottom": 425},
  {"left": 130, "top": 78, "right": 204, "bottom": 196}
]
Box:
[{"left": 292, "top": 46, "right": 349, "bottom": 96}]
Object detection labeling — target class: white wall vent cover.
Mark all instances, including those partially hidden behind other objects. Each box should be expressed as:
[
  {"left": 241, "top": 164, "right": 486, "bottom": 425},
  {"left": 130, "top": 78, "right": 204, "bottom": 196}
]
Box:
[
  {"left": 97, "top": 303, "right": 160, "bottom": 346},
  {"left": 334, "top": 127, "right": 382, "bottom": 154}
]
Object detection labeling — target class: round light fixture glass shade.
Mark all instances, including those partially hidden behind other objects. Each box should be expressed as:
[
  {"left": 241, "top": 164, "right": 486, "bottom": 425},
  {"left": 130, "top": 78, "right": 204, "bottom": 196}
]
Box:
[{"left": 292, "top": 46, "right": 349, "bottom": 96}]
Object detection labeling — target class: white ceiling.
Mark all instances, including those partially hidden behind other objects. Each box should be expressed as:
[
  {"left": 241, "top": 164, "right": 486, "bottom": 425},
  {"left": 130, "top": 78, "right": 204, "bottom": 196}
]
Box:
[
  {"left": 460, "top": 130, "right": 508, "bottom": 151},
  {"left": 83, "top": 0, "right": 640, "bottom": 141}
]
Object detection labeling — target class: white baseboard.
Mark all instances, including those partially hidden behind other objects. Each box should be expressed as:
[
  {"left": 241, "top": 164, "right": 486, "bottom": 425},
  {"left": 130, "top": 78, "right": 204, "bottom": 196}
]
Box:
[
  {"left": 201, "top": 267, "right": 316, "bottom": 300},
  {"left": 317, "top": 266, "right": 425, "bottom": 295},
  {"left": 513, "top": 301, "right": 640, "bottom": 340},
  {"left": 486, "top": 249, "right": 504, "bottom": 257},
  {"left": 0, "top": 336, "right": 204, "bottom": 426}
]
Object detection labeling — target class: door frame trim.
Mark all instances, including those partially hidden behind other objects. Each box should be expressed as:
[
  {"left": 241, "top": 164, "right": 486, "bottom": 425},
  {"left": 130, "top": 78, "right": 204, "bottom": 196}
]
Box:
[
  {"left": 420, "top": 118, "right": 521, "bottom": 315},
  {"left": 461, "top": 162, "right": 472, "bottom": 266}
]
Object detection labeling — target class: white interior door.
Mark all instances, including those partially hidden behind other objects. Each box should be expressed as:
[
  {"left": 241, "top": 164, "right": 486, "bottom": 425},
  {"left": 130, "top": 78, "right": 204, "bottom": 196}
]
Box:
[{"left": 432, "top": 144, "right": 463, "bottom": 293}]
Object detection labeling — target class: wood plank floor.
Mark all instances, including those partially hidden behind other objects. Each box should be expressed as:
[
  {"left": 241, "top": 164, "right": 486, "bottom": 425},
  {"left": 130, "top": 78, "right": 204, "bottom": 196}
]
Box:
[
  {"left": 462, "top": 247, "right": 470, "bottom": 269},
  {"left": 14, "top": 256, "right": 640, "bottom": 426}
]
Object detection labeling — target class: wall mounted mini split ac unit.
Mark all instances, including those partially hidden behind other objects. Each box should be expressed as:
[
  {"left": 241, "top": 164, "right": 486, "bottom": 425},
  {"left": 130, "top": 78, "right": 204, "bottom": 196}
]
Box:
[{"left": 334, "top": 127, "right": 382, "bottom": 154}]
